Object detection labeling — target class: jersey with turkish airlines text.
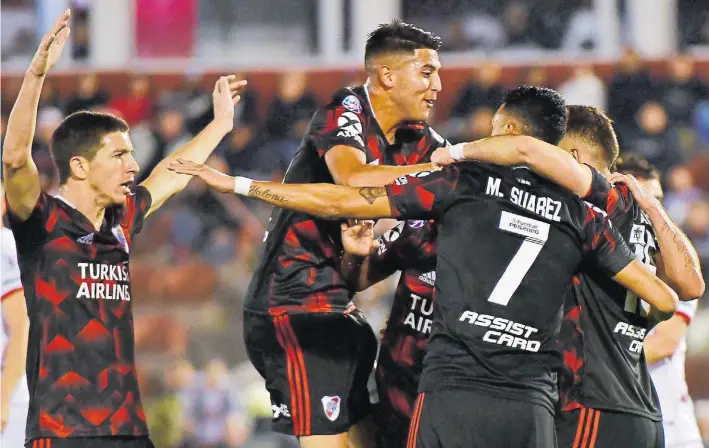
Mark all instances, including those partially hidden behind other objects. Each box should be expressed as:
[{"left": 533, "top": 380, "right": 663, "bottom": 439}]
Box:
[
  {"left": 383, "top": 163, "right": 635, "bottom": 413},
  {"left": 244, "top": 85, "right": 448, "bottom": 315},
  {"left": 7, "top": 188, "right": 152, "bottom": 442},
  {"left": 559, "top": 168, "right": 662, "bottom": 420},
  {"left": 370, "top": 220, "right": 437, "bottom": 442}
]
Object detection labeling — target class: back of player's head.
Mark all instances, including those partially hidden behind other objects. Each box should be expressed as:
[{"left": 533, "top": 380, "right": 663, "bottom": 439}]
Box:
[
  {"left": 364, "top": 20, "right": 442, "bottom": 71},
  {"left": 565, "top": 105, "right": 619, "bottom": 169},
  {"left": 51, "top": 111, "right": 129, "bottom": 184},
  {"left": 615, "top": 154, "right": 660, "bottom": 181},
  {"left": 500, "top": 86, "right": 568, "bottom": 145}
]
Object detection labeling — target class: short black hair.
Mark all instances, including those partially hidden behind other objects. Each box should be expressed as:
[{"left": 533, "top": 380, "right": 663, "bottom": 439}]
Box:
[
  {"left": 615, "top": 154, "right": 660, "bottom": 181},
  {"left": 501, "top": 85, "right": 567, "bottom": 145},
  {"left": 565, "top": 105, "right": 619, "bottom": 169},
  {"left": 51, "top": 111, "right": 129, "bottom": 184},
  {"left": 364, "top": 20, "right": 442, "bottom": 69}
]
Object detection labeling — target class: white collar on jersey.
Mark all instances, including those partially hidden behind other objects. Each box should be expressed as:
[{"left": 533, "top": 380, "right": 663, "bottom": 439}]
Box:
[
  {"left": 55, "top": 195, "right": 77, "bottom": 209},
  {"left": 362, "top": 80, "right": 377, "bottom": 122}
]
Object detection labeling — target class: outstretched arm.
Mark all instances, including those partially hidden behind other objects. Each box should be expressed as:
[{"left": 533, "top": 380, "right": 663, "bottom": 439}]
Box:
[
  {"left": 432, "top": 136, "right": 594, "bottom": 197},
  {"left": 139, "top": 76, "right": 246, "bottom": 217},
  {"left": 167, "top": 159, "right": 395, "bottom": 219},
  {"left": 2, "top": 11, "right": 70, "bottom": 220},
  {"left": 609, "top": 173, "right": 705, "bottom": 301}
]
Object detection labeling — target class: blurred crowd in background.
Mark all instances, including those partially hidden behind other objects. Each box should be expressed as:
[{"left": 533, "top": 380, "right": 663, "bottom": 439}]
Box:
[
  {"left": 2, "top": 0, "right": 709, "bottom": 447},
  {"left": 2, "top": 50, "right": 709, "bottom": 447}
]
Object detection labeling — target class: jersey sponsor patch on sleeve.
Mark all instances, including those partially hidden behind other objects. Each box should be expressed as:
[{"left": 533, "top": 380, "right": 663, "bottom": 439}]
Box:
[
  {"left": 342, "top": 95, "right": 362, "bottom": 114},
  {"left": 337, "top": 111, "right": 364, "bottom": 145}
]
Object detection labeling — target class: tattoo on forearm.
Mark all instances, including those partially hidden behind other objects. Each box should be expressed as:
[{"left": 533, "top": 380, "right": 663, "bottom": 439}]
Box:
[
  {"left": 660, "top": 220, "right": 696, "bottom": 269},
  {"left": 248, "top": 184, "right": 288, "bottom": 204},
  {"left": 358, "top": 187, "right": 387, "bottom": 205}
]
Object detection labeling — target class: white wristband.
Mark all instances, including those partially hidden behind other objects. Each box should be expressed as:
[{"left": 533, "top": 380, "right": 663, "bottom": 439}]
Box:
[
  {"left": 233, "top": 176, "right": 253, "bottom": 195},
  {"left": 449, "top": 143, "right": 466, "bottom": 161}
]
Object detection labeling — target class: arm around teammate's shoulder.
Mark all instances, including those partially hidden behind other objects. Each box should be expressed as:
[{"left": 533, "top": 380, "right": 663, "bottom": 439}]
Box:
[
  {"left": 325, "top": 145, "right": 437, "bottom": 187},
  {"left": 612, "top": 259, "right": 678, "bottom": 317},
  {"left": 432, "top": 136, "right": 594, "bottom": 197}
]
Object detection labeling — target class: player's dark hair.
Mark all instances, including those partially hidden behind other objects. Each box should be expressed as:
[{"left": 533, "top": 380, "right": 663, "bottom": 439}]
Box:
[
  {"left": 51, "top": 111, "right": 129, "bottom": 184},
  {"left": 364, "top": 20, "right": 442, "bottom": 69},
  {"left": 615, "top": 154, "right": 660, "bottom": 181},
  {"left": 501, "top": 86, "right": 568, "bottom": 145},
  {"left": 565, "top": 105, "right": 619, "bottom": 169}
]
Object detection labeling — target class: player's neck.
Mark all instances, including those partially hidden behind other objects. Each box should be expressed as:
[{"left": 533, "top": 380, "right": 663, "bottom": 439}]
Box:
[
  {"left": 57, "top": 183, "right": 107, "bottom": 231},
  {"left": 365, "top": 81, "right": 406, "bottom": 143}
]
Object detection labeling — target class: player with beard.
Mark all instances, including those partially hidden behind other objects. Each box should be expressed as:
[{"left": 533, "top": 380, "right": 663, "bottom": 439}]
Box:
[
  {"left": 2, "top": 10, "right": 246, "bottom": 448},
  {"left": 239, "top": 20, "right": 446, "bottom": 448},
  {"left": 168, "top": 86, "right": 679, "bottom": 447},
  {"left": 431, "top": 105, "right": 703, "bottom": 447},
  {"left": 615, "top": 156, "right": 704, "bottom": 448}
]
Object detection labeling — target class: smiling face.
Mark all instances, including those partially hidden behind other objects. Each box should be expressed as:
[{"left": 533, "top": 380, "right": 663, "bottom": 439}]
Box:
[
  {"left": 79, "top": 131, "right": 140, "bottom": 206},
  {"left": 388, "top": 49, "right": 442, "bottom": 121}
]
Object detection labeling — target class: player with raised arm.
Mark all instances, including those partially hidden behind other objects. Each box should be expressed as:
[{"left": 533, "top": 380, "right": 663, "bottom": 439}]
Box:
[
  {"left": 614, "top": 156, "right": 704, "bottom": 448},
  {"left": 430, "top": 105, "right": 704, "bottom": 447},
  {"left": 169, "top": 87, "right": 679, "bottom": 447},
  {"left": 237, "top": 21, "right": 446, "bottom": 448},
  {"left": 2, "top": 10, "right": 245, "bottom": 448},
  {"left": 1, "top": 183, "right": 30, "bottom": 448}
]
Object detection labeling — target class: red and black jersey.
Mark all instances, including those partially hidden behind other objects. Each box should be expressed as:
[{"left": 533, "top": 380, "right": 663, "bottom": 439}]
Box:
[
  {"left": 244, "top": 85, "right": 448, "bottom": 316},
  {"left": 559, "top": 168, "right": 662, "bottom": 420},
  {"left": 7, "top": 187, "right": 152, "bottom": 442},
  {"left": 370, "top": 220, "right": 437, "bottom": 438},
  {"left": 383, "top": 163, "right": 635, "bottom": 414}
]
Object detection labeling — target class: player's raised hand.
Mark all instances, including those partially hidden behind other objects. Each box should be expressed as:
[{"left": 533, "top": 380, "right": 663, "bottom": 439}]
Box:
[
  {"left": 28, "top": 9, "right": 71, "bottom": 77},
  {"left": 341, "top": 220, "right": 380, "bottom": 257},
  {"left": 608, "top": 172, "right": 659, "bottom": 212},
  {"left": 167, "top": 158, "right": 235, "bottom": 193},
  {"left": 431, "top": 146, "right": 456, "bottom": 167},
  {"left": 212, "top": 76, "right": 248, "bottom": 130}
]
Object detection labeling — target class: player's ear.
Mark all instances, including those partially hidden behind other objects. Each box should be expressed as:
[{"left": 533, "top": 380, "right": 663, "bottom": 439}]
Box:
[
  {"left": 69, "top": 156, "right": 89, "bottom": 181},
  {"left": 570, "top": 148, "right": 581, "bottom": 162},
  {"left": 377, "top": 64, "right": 396, "bottom": 89}
]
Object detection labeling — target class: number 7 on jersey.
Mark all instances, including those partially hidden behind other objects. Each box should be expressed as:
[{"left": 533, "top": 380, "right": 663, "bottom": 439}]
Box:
[{"left": 487, "top": 211, "right": 551, "bottom": 306}]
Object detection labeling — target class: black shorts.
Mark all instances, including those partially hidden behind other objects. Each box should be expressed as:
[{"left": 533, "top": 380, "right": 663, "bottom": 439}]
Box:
[
  {"left": 244, "top": 310, "right": 378, "bottom": 437},
  {"left": 26, "top": 437, "right": 154, "bottom": 448},
  {"left": 408, "top": 389, "right": 556, "bottom": 448},
  {"left": 374, "top": 402, "right": 411, "bottom": 448},
  {"left": 556, "top": 407, "right": 664, "bottom": 448}
]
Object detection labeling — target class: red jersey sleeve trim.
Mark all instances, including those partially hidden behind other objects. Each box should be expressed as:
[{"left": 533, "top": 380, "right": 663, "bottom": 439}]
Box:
[
  {"left": 675, "top": 311, "right": 692, "bottom": 325},
  {"left": 1, "top": 287, "right": 24, "bottom": 301}
]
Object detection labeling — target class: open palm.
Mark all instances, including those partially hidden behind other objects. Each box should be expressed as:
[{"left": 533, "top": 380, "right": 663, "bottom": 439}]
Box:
[
  {"left": 341, "top": 221, "right": 380, "bottom": 257},
  {"left": 29, "top": 10, "right": 71, "bottom": 77}
]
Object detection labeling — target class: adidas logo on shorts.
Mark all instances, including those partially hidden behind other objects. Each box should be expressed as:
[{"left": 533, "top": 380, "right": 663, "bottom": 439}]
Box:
[
  {"left": 419, "top": 271, "right": 436, "bottom": 286},
  {"left": 77, "top": 233, "right": 94, "bottom": 244}
]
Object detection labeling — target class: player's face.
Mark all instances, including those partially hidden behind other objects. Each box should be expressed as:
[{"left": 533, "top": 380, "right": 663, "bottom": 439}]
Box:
[
  {"left": 391, "top": 49, "right": 442, "bottom": 121},
  {"left": 86, "top": 131, "right": 140, "bottom": 206}
]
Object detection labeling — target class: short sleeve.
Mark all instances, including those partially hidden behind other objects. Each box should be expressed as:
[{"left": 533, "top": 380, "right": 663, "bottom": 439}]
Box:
[
  {"left": 122, "top": 186, "right": 153, "bottom": 236},
  {"left": 1, "top": 229, "right": 23, "bottom": 299},
  {"left": 582, "top": 204, "right": 635, "bottom": 277},
  {"left": 6, "top": 191, "right": 57, "bottom": 252},
  {"left": 384, "top": 167, "right": 461, "bottom": 220},
  {"left": 582, "top": 165, "right": 612, "bottom": 208},
  {"left": 310, "top": 95, "right": 367, "bottom": 157}
]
